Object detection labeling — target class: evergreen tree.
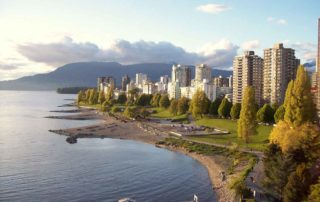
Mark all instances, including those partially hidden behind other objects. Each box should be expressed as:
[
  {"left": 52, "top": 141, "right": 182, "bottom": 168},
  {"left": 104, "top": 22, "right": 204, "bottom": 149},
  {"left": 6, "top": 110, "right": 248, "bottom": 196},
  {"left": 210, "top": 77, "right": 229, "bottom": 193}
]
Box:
[
  {"left": 117, "top": 93, "right": 127, "bottom": 104},
  {"left": 177, "top": 97, "right": 189, "bottom": 115},
  {"left": 169, "top": 99, "right": 179, "bottom": 115},
  {"left": 274, "top": 104, "right": 285, "bottom": 123},
  {"left": 98, "top": 90, "right": 105, "bottom": 104},
  {"left": 159, "top": 94, "right": 170, "bottom": 108},
  {"left": 237, "top": 86, "right": 257, "bottom": 143},
  {"left": 230, "top": 103, "right": 241, "bottom": 120},
  {"left": 256, "top": 104, "right": 275, "bottom": 123},
  {"left": 283, "top": 164, "right": 311, "bottom": 202},
  {"left": 190, "top": 89, "right": 210, "bottom": 118},
  {"left": 218, "top": 98, "right": 232, "bottom": 118},
  {"left": 209, "top": 98, "right": 221, "bottom": 116},
  {"left": 284, "top": 66, "right": 317, "bottom": 127},
  {"left": 136, "top": 94, "right": 151, "bottom": 106}
]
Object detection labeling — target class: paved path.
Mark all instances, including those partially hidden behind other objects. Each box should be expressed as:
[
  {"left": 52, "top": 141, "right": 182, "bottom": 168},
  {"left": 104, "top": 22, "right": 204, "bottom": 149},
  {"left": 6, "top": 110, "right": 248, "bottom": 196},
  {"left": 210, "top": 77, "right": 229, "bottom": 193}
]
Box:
[{"left": 182, "top": 137, "right": 275, "bottom": 201}]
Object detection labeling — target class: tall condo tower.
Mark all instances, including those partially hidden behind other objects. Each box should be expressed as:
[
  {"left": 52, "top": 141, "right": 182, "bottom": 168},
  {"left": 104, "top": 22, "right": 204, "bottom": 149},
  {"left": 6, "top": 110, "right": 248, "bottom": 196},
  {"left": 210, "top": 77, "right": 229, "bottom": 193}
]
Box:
[
  {"left": 232, "top": 51, "right": 264, "bottom": 105},
  {"left": 263, "top": 43, "right": 300, "bottom": 104},
  {"left": 171, "top": 64, "right": 191, "bottom": 87},
  {"left": 195, "top": 64, "right": 212, "bottom": 82}
]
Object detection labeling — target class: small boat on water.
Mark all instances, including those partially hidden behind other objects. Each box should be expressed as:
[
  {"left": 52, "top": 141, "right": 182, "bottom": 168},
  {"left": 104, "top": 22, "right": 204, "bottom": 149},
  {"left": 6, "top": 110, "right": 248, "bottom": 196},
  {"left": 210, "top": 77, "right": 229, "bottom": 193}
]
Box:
[
  {"left": 66, "top": 136, "right": 77, "bottom": 144},
  {"left": 118, "top": 198, "right": 136, "bottom": 202}
]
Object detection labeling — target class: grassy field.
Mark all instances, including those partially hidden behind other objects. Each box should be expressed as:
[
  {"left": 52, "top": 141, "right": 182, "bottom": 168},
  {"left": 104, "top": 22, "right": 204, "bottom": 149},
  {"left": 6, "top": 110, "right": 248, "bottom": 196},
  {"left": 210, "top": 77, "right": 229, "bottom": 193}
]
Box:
[
  {"left": 150, "top": 108, "right": 188, "bottom": 121},
  {"left": 188, "top": 117, "right": 273, "bottom": 151}
]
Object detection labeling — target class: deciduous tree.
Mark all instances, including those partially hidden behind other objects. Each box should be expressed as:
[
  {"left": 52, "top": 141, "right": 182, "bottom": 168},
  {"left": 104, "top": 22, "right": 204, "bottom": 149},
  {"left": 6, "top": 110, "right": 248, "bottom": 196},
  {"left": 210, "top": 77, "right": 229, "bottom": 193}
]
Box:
[
  {"left": 237, "top": 86, "right": 257, "bottom": 143},
  {"left": 230, "top": 103, "right": 241, "bottom": 120},
  {"left": 218, "top": 98, "right": 232, "bottom": 118}
]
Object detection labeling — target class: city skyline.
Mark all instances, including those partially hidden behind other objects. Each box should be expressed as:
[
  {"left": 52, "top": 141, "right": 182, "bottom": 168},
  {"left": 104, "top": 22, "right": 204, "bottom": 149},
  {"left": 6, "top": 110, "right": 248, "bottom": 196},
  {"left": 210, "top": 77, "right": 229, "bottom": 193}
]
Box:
[{"left": 0, "top": 0, "right": 319, "bottom": 81}]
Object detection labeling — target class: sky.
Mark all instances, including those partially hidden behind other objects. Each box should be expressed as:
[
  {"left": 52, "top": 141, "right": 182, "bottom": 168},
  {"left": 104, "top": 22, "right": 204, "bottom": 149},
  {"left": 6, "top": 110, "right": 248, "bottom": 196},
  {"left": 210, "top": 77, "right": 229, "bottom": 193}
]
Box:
[{"left": 0, "top": 0, "right": 319, "bottom": 81}]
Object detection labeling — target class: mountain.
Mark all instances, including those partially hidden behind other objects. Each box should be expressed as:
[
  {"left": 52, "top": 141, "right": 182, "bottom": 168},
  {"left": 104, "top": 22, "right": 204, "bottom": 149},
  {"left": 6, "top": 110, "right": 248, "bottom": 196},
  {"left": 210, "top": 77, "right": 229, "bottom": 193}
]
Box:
[{"left": 0, "top": 62, "right": 232, "bottom": 90}]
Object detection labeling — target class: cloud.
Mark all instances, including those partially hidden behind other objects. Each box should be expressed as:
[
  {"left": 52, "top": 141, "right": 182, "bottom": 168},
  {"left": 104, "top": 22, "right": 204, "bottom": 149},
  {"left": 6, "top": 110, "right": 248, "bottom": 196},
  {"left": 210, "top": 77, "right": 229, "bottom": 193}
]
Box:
[
  {"left": 196, "top": 4, "right": 230, "bottom": 14},
  {"left": 267, "top": 17, "right": 288, "bottom": 25},
  {"left": 291, "top": 42, "right": 317, "bottom": 61},
  {"left": 241, "top": 40, "right": 260, "bottom": 50},
  {"left": 0, "top": 61, "right": 26, "bottom": 70},
  {"left": 16, "top": 37, "right": 239, "bottom": 70},
  {"left": 17, "top": 37, "right": 102, "bottom": 67}
]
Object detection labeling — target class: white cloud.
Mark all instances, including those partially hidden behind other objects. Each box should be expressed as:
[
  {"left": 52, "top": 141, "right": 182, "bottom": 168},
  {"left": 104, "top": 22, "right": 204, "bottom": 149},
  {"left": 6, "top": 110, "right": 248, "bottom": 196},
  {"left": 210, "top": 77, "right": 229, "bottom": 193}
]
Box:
[
  {"left": 291, "top": 42, "right": 317, "bottom": 61},
  {"left": 241, "top": 40, "right": 260, "bottom": 50},
  {"left": 196, "top": 4, "right": 230, "bottom": 14},
  {"left": 16, "top": 37, "right": 238, "bottom": 70},
  {"left": 267, "top": 17, "right": 288, "bottom": 25}
]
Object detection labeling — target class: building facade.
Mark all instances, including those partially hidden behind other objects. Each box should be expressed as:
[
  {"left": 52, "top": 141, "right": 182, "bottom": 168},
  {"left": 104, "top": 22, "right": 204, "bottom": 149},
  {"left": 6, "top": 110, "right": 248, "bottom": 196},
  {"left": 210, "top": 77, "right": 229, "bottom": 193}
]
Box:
[
  {"left": 171, "top": 64, "right": 191, "bottom": 87},
  {"left": 121, "top": 75, "right": 130, "bottom": 91},
  {"left": 233, "top": 51, "right": 264, "bottom": 105},
  {"left": 213, "top": 75, "right": 229, "bottom": 87},
  {"left": 135, "top": 73, "right": 147, "bottom": 87},
  {"left": 97, "top": 76, "right": 116, "bottom": 92},
  {"left": 263, "top": 43, "right": 300, "bottom": 104},
  {"left": 195, "top": 64, "right": 212, "bottom": 83}
]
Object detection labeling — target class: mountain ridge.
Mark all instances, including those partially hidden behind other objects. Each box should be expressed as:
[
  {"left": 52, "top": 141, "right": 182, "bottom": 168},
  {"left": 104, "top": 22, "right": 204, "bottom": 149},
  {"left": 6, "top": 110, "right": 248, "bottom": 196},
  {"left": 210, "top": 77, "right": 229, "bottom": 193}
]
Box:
[{"left": 0, "top": 62, "right": 232, "bottom": 90}]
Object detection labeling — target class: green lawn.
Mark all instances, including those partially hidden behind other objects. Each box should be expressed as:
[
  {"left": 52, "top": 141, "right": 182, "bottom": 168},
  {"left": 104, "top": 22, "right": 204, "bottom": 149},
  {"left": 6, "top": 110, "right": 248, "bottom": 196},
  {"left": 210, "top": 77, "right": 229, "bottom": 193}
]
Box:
[
  {"left": 188, "top": 118, "right": 273, "bottom": 151},
  {"left": 150, "top": 108, "right": 188, "bottom": 120}
]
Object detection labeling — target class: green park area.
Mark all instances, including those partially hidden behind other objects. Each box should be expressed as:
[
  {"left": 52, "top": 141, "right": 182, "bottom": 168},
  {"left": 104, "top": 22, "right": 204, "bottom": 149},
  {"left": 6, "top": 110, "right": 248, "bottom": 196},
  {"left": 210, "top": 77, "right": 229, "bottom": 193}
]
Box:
[{"left": 189, "top": 118, "right": 273, "bottom": 151}]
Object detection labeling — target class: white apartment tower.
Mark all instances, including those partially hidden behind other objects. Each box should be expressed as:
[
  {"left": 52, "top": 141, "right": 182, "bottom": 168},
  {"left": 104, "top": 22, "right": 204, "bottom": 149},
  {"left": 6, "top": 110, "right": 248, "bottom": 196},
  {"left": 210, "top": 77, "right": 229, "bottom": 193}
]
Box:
[
  {"left": 263, "top": 43, "right": 300, "bottom": 104},
  {"left": 171, "top": 64, "right": 191, "bottom": 87},
  {"left": 135, "top": 73, "right": 148, "bottom": 86},
  {"left": 233, "top": 51, "right": 264, "bottom": 105},
  {"left": 195, "top": 64, "right": 212, "bottom": 82}
]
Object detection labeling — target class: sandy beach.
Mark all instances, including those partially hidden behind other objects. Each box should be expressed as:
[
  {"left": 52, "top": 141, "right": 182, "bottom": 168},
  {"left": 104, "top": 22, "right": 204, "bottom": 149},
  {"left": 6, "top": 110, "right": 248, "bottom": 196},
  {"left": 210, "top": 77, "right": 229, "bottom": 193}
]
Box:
[{"left": 48, "top": 107, "right": 236, "bottom": 201}]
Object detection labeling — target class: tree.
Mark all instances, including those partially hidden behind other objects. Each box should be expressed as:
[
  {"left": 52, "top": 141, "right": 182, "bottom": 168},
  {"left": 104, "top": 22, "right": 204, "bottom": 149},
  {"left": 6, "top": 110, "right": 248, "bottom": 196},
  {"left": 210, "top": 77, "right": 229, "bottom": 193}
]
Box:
[
  {"left": 274, "top": 104, "right": 285, "bottom": 123},
  {"left": 209, "top": 98, "right": 221, "bottom": 116},
  {"left": 218, "top": 98, "right": 232, "bottom": 118},
  {"left": 77, "top": 90, "right": 84, "bottom": 104},
  {"left": 284, "top": 66, "right": 317, "bottom": 127},
  {"left": 89, "top": 89, "right": 98, "bottom": 105},
  {"left": 117, "top": 93, "right": 127, "bottom": 104},
  {"left": 256, "top": 104, "right": 275, "bottom": 123},
  {"left": 269, "top": 121, "right": 320, "bottom": 158},
  {"left": 177, "top": 97, "right": 189, "bottom": 115},
  {"left": 136, "top": 94, "right": 152, "bottom": 106},
  {"left": 169, "top": 99, "right": 179, "bottom": 115},
  {"left": 127, "top": 88, "right": 139, "bottom": 106},
  {"left": 190, "top": 89, "right": 210, "bottom": 118},
  {"left": 283, "top": 164, "right": 311, "bottom": 202},
  {"left": 230, "top": 103, "right": 241, "bottom": 120},
  {"left": 237, "top": 86, "right": 257, "bottom": 143},
  {"left": 150, "top": 93, "right": 161, "bottom": 107},
  {"left": 159, "top": 94, "right": 170, "bottom": 108},
  {"left": 307, "top": 178, "right": 320, "bottom": 202},
  {"left": 105, "top": 87, "right": 114, "bottom": 105},
  {"left": 98, "top": 90, "right": 105, "bottom": 104},
  {"left": 138, "top": 107, "right": 150, "bottom": 118}
]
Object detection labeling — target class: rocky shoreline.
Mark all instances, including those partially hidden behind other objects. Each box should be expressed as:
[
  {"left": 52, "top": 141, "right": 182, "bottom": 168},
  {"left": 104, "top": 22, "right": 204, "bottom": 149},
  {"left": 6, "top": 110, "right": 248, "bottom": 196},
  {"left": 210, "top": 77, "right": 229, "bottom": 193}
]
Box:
[{"left": 48, "top": 107, "right": 236, "bottom": 201}]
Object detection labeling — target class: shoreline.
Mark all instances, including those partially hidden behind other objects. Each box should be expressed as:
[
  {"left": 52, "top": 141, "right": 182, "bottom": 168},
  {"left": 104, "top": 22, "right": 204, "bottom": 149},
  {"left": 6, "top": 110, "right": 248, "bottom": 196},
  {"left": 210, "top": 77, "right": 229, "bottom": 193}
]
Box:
[{"left": 49, "top": 107, "right": 236, "bottom": 201}]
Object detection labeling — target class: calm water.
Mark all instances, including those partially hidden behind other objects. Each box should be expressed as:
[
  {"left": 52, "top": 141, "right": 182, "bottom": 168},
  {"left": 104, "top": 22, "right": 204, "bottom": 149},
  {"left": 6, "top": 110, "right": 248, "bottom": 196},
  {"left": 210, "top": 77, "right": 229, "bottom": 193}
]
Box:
[{"left": 0, "top": 91, "right": 215, "bottom": 202}]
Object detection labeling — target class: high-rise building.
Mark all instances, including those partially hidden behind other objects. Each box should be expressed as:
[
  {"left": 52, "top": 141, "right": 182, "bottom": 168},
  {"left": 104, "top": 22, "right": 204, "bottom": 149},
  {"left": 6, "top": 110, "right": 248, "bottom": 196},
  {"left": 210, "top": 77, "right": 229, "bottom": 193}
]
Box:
[
  {"left": 195, "top": 64, "right": 212, "bottom": 82},
  {"left": 121, "top": 75, "right": 130, "bottom": 91},
  {"left": 213, "top": 75, "right": 229, "bottom": 87},
  {"left": 135, "top": 73, "right": 147, "bottom": 86},
  {"left": 160, "top": 75, "right": 169, "bottom": 84},
  {"left": 97, "top": 76, "right": 116, "bottom": 92},
  {"left": 171, "top": 64, "right": 191, "bottom": 87},
  {"left": 263, "top": 43, "right": 300, "bottom": 104},
  {"left": 233, "top": 51, "right": 264, "bottom": 105}
]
